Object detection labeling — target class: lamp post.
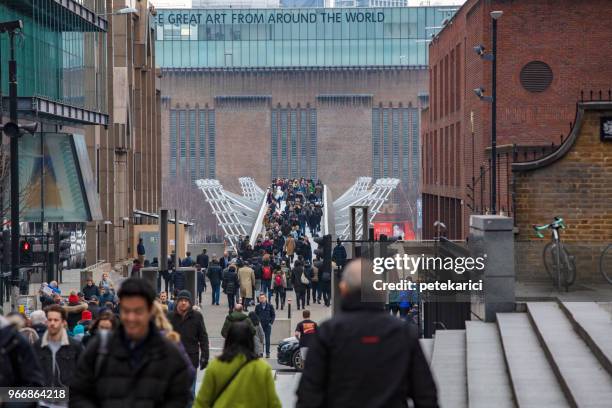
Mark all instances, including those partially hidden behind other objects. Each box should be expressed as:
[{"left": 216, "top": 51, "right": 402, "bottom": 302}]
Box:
[
  {"left": 490, "top": 10, "right": 502, "bottom": 215},
  {"left": 473, "top": 10, "right": 503, "bottom": 215},
  {"left": 0, "top": 20, "right": 23, "bottom": 309}
]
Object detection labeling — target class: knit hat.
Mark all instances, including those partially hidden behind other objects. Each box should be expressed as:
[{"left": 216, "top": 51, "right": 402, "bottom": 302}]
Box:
[
  {"left": 68, "top": 294, "right": 79, "bottom": 304},
  {"left": 176, "top": 290, "right": 192, "bottom": 304},
  {"left": 81, "top": 310, "right": 92, "bottom": 321}
]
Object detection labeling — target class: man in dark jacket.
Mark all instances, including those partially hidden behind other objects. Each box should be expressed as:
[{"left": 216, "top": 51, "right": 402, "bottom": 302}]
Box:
[
  {"left": 296, "top": 259, "right": 438, "bottom": 408},
  {"left": 0, "top": 314, "right": 45, "bottom": 402},
  {"left": 196, "top": 248, "right": 209, "bottom": 270},
  {"left": 332, "top": 238, "right": 347, "bottom": 268},
  {"left": 222, "top": 264, "right": 240, "bottom": 312},
  {"left": 255, "top": 293, "right": 276, "bottom": 358},
  {"left": 70, "top": 278, "right": 193, "bottom": 408},
  {"left": 34, "top": 304, "right": 82, "bottom": 389},
  {"left": 207, "top": 257, "right": 223, "bottom": 305},
  {"left": 81, "top": 277, "right": 100, "bottom": 300},
  {"left": 169, "top": 290, "right": 210, "bottom": 371}
]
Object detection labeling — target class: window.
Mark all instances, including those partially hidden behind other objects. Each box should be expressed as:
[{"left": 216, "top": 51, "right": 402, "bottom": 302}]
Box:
[
  {"left": 280, "top": 109, "right": 288, "bottom": 178},
  {"left": 271, "top": 110, "right": 278, "bottom": 179},
  {"left": 310, "top": 109, "right": 317, "bottom": 180},
  {"left": 170, "top": 110, "right": 177, "bottom": 178},
  {"left": 300, "top": 110, "right": 309, "bottom": 177},
  {"left": 199, "top": 110, "right": 206, "bottom": 178},
  {"left": 189, "top": 110, "right": 196, "bottom": 184},
  {"left": 290, "top": 110, "right": 298, "bottom": 178},
  {"left": 208, "top": 110, "right": 216, "bottom": 178},
  {"left": 372, "top": 108, "right": 381, "bottom": 179}
]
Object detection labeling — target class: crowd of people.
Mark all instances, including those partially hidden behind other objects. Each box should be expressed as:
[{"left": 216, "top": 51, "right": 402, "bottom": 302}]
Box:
[{"left": 0, "top": 177, "right": 437, "bottom": 407}]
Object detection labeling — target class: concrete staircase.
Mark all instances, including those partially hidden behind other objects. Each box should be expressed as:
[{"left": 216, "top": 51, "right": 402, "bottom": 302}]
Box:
[{"left": 425, "top": 301, "right": 612, "bottom": 408}]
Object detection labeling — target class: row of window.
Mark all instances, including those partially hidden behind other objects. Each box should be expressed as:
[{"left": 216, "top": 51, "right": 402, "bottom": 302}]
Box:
[
  {"left": 169, "top": 109, "right": 216, "bottom": 181},
  {"left": 271, "top": 108, "right": 317, "bottom": 179},
  {"left": 423, "top": 122, "right": 462, "bottom": 188},
  {"left": 372, "top": 107, "right": 420, "bottom": 202},
  {"left": 430, "top": 43, "right": 462, "bottom": 122}
]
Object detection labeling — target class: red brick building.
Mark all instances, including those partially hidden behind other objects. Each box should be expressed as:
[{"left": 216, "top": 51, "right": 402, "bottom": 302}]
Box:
[{"left": 421, "top": 0, "right": 612, "bottom": 240}]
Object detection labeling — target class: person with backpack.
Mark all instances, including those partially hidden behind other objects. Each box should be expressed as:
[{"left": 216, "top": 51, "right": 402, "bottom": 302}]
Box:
[
  {"left": 194, "top": 321, "right": 281, "bottom": 408},
  {"left": 271, "top": 266, "right": 287, "bottom": 310},
  {"left": 222, "top": 264, "right": 240, "bottom": 313},
  {"left": 70, "top": 278, "right": 194, "bottom": 407},
  {"left": 260, "top": 257, "right": 274, "bottom": 299},
  {"left": 291, "top": 260, "right": 308, "bottom": 310}
]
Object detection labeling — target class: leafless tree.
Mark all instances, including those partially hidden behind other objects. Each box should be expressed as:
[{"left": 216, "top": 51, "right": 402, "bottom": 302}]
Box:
[
  {"left": 0, "top": 144, "right": 40, "bottom": 227},
  {"left": 162, "top": 168, "right": 220, "bottom": 243}
]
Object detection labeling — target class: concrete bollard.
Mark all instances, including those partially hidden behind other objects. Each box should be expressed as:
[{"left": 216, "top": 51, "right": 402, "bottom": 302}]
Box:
[
  {"left": 271, "top": 318, "right": 292, "bottom": 344},
  {"left": 468, "top": 215, "right": 516, "bottom": 322}
]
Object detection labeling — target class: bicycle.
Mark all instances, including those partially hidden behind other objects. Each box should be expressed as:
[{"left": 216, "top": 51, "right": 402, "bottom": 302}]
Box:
[
  {"left": 533, "top": 217, "right": 576, "bottom": 292},
  {"left": 599, "top": 243, "right": 612, "bottom": 284}
]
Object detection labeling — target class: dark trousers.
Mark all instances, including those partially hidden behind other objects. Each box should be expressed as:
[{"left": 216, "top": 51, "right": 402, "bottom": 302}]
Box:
[
  {"left": 311, "top": 281, "right": 319, "bottom": 302},
  {"left": 261, "top": 280, "right": 272, "bottom": 299},
  {"left": 212, "top": 283, "right": 220, "bottom": 305},
  {"left": 305, "top": 285, "right": 311, "bottom": 305},
  {"left": 274, "top": 287, "right": 286, "bottom": 309},
  {"left": 321, "top": 282, "right": 331, "bottom": 306},
  {"left": 197, "top": 290, "right": 203, "bottom": 304},
  {"left": 262, "top": 323, "right": 272, "bottom": 356},
  {"left": 242, "top": 297, "right": 252, "bottom": 311},
  {"left": 295, "top": 290, "right": 306, "bottom": 309},
  {"left": 227, "top": 293, "right": 235, "bottom": 312}
]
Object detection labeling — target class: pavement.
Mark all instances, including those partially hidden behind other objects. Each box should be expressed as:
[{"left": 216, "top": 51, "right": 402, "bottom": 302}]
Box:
[{"left": 196, "top": 288, "right": 331, "bottom": 407}]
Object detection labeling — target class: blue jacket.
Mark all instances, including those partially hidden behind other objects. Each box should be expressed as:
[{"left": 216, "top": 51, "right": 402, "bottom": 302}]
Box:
[{"left": 255, "top": 302, "right": 276, "bottom": 327}]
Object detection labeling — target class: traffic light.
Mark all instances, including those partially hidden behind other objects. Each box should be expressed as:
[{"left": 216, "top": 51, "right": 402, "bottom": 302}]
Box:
[
  {"left": 58, "top": 231, "right": 72, "bottom": 262},
  {"left": 313, "top": 234, "right": 332, "bottom": 275},
  {"left": 0, "top": 230, "right": 9, "bottom": 266},
  {"left": 20, "top": 238, "right": 33, "bottom": 265}
]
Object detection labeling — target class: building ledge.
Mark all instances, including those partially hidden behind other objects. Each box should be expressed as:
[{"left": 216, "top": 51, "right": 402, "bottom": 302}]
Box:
[
  {"left": 4, "top": 0, "right": 108, "bottom": 32},
  {"left": 512, "top": 101, "right": 612, "bottom": 172},
  {"left": 161, "top": 65, "right": 429, "bottom": 73},
  {"left": 1, "top": 96, "right": 109, "bottom": 126}
]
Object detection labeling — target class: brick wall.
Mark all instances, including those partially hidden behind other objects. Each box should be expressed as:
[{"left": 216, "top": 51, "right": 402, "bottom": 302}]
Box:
[
  {"left": 514, "top": 103, "right": 612, "bottom": 283},
  {"left": 160, "top": 68, "right": 428, "bottom": 197},
  {"left": 422, "top": 0, "right": 612, "bottom": 240}
]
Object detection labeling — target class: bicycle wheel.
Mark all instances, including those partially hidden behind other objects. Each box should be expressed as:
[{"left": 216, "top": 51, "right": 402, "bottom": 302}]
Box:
[
  {"left": 542, "top": 242, "right": 555, "bottom": 280},
  {"left": 557, "top": 244, "right": 576, "bottom": 291},
  {"left": 599, "top": 243, "right": 612, "bottom": 285}
]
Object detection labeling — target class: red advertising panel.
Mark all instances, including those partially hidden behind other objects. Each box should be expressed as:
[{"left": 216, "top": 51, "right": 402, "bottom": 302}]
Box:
[{"left": 373, "top": 221, "right": 415, "bottom": 240}]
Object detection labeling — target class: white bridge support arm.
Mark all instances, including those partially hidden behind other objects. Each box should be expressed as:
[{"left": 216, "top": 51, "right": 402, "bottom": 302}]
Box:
[
  {"left": 196, "top": 178, "right": 265, "bottom": 252},
  {"left": 333, "top": 177, "right": 400, "bottom": 240}
]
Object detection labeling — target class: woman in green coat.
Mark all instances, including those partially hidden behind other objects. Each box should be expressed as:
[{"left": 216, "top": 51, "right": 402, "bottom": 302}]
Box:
[{"left": 194, "top": 321, "right": 281, "bottom": 408}]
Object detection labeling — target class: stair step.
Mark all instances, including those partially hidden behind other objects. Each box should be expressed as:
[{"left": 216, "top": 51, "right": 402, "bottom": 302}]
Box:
[
  {"left": 559, "top": 301, "right": 612, "bottom": 376},
  {"left": 419, "top": 338, "right": 434, "bottom": 364},
  {"left": 497, "top": 313, "right": 569, "bottom": 408},
  {"left": 465, "top": 321, "right": 514, "bottom": 408},
  {"left": 527, "top": 302, "right": 612, "bottom": 407},
  {"left": 431, "top": 330, "right": 467, "bottom": 408}
]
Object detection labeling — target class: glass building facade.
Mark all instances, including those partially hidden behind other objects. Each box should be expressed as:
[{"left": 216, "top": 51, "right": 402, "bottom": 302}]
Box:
[
  {"left": 155, "top": 7, "right": 453, "bottom": 68},
  {"left": 0, "top": 0, "right": 107, "bottom": 113}
]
